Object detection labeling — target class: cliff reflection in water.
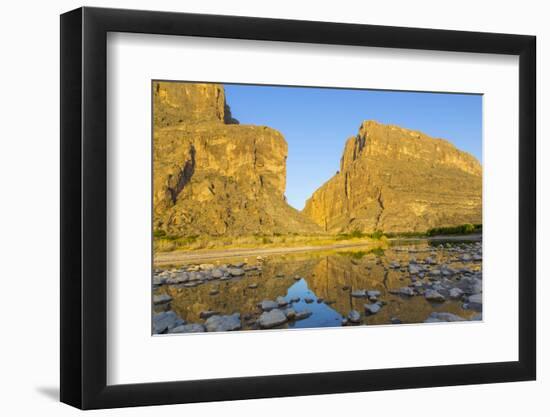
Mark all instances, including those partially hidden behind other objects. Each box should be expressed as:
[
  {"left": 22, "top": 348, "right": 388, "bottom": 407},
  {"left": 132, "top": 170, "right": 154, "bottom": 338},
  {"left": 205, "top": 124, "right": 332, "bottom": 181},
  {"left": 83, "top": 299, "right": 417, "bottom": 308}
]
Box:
[{"left": 153, "top": 241, "right": 482, "bottom": 331}]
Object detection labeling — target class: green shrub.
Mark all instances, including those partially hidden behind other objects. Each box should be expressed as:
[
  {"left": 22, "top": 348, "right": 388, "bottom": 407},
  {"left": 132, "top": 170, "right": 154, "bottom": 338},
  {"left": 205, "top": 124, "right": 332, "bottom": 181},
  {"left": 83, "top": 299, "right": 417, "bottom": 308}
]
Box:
[
  {"left": 153, "top": 229, "right": 166, "bottom": 238},
  {"left": 426, "top": 224, "right": 481, "bottom": 236}
]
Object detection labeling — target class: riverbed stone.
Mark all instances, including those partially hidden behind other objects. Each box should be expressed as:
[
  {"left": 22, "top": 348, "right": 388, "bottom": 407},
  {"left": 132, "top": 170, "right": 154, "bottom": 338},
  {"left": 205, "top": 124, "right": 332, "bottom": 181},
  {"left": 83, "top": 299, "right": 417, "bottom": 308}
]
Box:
[
  {"left": 276, "top": 296, "right": 288, "bottom": 307},
  {"left": 258, "top": 309, "right": 288, "bottom": 328},
  {"left": 259, "top": 300, "right": 278, "bottom": 311},
  {"left": 153, "top": 294, "right": 172, "bottom": 305},
  {"left": 200, "top": 310, "right": 219, "bottom": 319},
  {"left": 285, "top": 308, "right": 296, "bottom": 320},
  {"left": 408, "top": 264, "right": 421, "bottom": 275},
  {"left": 466, "top": 293, "right": 483, "bottom": 311},
  {"left": 424, "top": 312, "right": 465, "bottom": 323},
  {"left": 460, "top": 254, "right": 472, "bottom": 262},
  {"left": 211, "top": 269, "right": 224, "bottom": 279},
  {"left": 348, "top": 310, "right": 361, "bottom": 323},
  {"left": 153, "top": 311, "right": 181, "bottom": 334},
  {"left": 228, "top": 268, "right": 245, "bottom": 276},
  {"left": 364, "top": 303, "right": 382, "bottom": 315},
  {"left": 153, "top": 275, "right": 166, "bottom": 286},
  {"left": 205, "top": 313, "right": 241, "bottom": 332},
  {"left": 449, "top": 288, "right": 464, "bottom": 299},
  {"left": 424, "top": 289, "right": 446, "bottom": 302},
  {"left": 295, "top": 310, "right": 312, "bottom": 320},
  {"left": 170, "top": 323, "right": 206, "bottom": 333},
  {"left": 165, "top": 273, "right": 188, "bottom": 284},
  {"left": 304, "top": 297, "right": 314, "bottom": 304},
  {"left": 351, "top": 289, "right": 367, "bottom": 298},
  {"left": 399, "top": 287, "right": 415, "bottom": 296}
]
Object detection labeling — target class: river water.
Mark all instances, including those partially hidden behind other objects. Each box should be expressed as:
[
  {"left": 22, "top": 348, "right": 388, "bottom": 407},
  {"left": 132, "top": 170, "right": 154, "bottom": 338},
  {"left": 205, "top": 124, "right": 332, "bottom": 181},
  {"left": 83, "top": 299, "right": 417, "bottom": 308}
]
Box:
[{"left": 153, "top": 239, "right": 482, "bottom": 332}]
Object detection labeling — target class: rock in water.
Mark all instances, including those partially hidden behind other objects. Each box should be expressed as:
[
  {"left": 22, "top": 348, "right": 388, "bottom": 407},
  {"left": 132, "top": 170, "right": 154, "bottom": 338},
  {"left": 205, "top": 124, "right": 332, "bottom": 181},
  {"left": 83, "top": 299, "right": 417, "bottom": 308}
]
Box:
[
  {"left": 294, "top": 310, "right": 312, "bottom": 321},
  {"left": 211, "top": 269, "right": 224, "bottom": 279},
  {"left": 424, "top": 289, "right": 446, "bottom": 302},
  {"left": 199, "top": 310, "right": 219, "bottom": 319},
  {"left": 259, "top": 300, "right": 279, "bottom": 311},
  {"left": 285, "top": 308, "right": 296, "bottom": 320},
  {"left": 364, "top": 303, "right": 382, "bottom": 315},
  {"left": 449, "top": 287, "right": 464, "bottom": 299},
  {"left": 348, "top": 310, "right": 361, "bottom": 323},
  {"left": 424, "top": 312, "right": 465, "bottom": 323},
  {"left": 170, "top": 323, "right": 206, "bottom": 333},
  {"left": 367, "top": 290, "right": 381, "bottom": 298},
  {"left": 258, "top": 309, "right": 288, "bottom": 329},
  {"left": 228, "top": 268, "right": 245, "bottom": 277},
  {"left": 399, "top": 287, "right": 415, "bottom": 296},
  {"left": 204, "top": 313, "right": 241, "bottom": 332},
  {"left": 153, "top": 82, "right": 322, "bottom": 237},
  {"left": 153, "top": 294, "right": 172, "bottom": 305},
  {"left": 466, "top": 293, "right": 483, "bottom": 311},
  {"left": 153, "top": 311, "right": 183, "bottom": 334},
  {"left": 302, "top": 120, "right": 482, "bottom": 233},
  {"left": 276, "top": 296, "right": 288, "bottom": 307}
]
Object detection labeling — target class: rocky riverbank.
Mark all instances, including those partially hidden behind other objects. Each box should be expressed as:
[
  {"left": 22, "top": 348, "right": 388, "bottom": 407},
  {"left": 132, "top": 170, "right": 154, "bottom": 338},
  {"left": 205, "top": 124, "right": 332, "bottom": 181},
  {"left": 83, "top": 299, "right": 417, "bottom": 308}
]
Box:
[{"left": 152, "top": 240, "right": 482, "bottom": 334}]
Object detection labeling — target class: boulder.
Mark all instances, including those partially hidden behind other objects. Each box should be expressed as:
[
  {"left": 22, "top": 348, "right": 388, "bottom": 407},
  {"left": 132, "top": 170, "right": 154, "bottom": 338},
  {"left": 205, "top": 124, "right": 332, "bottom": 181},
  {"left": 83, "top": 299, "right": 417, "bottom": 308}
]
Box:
[
  {"left": 295, "top": 310, "right": 312, "bottom": 321},
  {"left": 170, "top": 323, "right": 206, "bottom": 333},
  {"left": 199, "top": 310, "right": 219, "bottom": 319},
  {"left": 204, "top": 313, "right": 241, "bottom": 332},
  {"left": 399, "top": 287, "right": 415, "bottom": 296},
  {"left": 466, "top": 293, "right": 483, "bottom": 311},
  {"left": 211, "top": 269, "right": 224, "bottom": 279},
  {"left": 258, "top": 309, "right": 288, "bottom": 329},
  {"left": 153, "top": 294, "right": 172, "bottom": 305},
  {"left": 351, "top": 289, "right": 367, "bottom": 298},
  {"left": 424, "top": 312, "right": 465, "bottom": 323},
  {"left": 259, "top": 300, "right": 278, "bottom": 311},
  {"left": 153, "top": 311, "right": 182, "bottom": 334},
  {"left": 228, "top": 268, "right": 245, "bottom": 277},
  {"left": 424, "top": 289, "right": 446, "bottom": 302},
  {"left": 449, "top": 288, "right": 464, "bottom": 299},
  {"left": 348, "top": 310, "right": 361, "bottom": 323},
  {"left": 364, "top": 303, "right": 382, "bottom": 315},
  {"left": 276, "top": 296, "right": 288, "bottom": 307}
]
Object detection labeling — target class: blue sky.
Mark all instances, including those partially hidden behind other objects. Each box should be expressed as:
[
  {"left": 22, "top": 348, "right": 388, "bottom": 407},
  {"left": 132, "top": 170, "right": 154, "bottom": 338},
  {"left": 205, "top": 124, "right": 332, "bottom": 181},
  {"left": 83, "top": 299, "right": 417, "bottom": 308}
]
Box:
[{"left": 224, "top": 84, "right": 482, "bottom": 210}]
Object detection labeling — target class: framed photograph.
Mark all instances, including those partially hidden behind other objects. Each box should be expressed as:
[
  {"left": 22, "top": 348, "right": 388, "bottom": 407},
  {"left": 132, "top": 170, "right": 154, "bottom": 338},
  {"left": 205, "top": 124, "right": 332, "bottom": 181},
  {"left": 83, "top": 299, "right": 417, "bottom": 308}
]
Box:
[{"left": 60, "top": 6, "right": 536, "bottom": 409}]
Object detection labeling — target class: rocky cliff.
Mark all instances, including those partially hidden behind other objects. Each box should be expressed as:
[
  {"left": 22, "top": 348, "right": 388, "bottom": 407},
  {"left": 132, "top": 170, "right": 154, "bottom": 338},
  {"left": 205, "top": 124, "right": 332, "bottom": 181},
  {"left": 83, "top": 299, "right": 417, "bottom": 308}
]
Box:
[
  {"left": 153, "top": 81, "right": 322, "bottom": 237},
  {"left": 302, "top": 120, "right": 482, "bottom": 233}
]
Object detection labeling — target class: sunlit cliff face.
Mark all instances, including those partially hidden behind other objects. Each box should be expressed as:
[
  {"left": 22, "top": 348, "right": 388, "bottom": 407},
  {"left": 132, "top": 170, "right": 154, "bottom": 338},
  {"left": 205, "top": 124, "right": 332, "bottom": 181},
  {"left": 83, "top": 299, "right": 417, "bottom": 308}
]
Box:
[{"left": 303, "top": 120, "right": 482, "bottom": 233}]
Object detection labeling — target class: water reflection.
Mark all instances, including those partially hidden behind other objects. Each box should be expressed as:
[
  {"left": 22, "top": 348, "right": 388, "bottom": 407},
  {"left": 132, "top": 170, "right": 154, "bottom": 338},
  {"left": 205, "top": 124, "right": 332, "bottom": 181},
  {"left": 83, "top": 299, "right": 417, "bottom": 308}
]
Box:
[{"left": 154, "top": 240, "right": 482, "bottom": 331}]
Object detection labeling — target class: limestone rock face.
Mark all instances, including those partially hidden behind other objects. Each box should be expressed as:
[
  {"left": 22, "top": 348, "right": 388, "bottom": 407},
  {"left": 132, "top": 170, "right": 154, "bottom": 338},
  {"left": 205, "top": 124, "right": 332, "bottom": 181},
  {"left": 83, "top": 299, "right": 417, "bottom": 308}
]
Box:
[
  {"left": 302, "top": 120, "right": 482, "bottom": 233},
  {"left": 153, "top": 81, "right": 321, "bottom": 236}
]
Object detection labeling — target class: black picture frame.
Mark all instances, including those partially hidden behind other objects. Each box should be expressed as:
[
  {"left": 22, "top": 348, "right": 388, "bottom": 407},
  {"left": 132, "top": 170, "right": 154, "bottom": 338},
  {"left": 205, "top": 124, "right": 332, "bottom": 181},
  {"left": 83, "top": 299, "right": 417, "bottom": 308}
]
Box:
[{"left": 60, "top": 6, "right": 536, "bottom": 410}]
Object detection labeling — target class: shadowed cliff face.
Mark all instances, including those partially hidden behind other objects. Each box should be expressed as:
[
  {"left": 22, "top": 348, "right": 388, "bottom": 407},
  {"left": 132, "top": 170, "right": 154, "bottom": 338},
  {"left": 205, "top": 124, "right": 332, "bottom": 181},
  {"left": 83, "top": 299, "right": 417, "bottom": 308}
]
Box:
[
  {"left": 302, "top": 120, "right": 482, "bottom": 233},
  {"left": 153, "top": 82, "right": 322, "bottom": 236}
]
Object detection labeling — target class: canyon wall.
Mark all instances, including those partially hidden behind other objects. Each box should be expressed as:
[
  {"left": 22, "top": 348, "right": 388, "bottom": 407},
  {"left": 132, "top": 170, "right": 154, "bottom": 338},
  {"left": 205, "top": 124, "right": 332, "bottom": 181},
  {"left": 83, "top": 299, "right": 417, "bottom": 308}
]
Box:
[
  {"left": 153, "top": 81, "right": 322, "bottom": 236},
  {"left": 302, "top": 120, "right": 482, "bottom": 233}
]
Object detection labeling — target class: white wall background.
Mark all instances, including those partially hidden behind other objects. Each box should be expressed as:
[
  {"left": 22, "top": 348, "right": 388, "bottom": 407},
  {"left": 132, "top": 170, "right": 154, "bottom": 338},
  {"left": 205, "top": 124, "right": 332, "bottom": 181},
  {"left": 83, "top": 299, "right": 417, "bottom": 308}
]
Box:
[{"left": 0, "top": 0, "right": 546, "bottom": 415}]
